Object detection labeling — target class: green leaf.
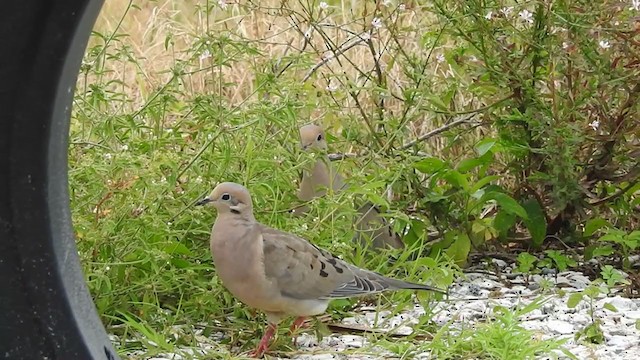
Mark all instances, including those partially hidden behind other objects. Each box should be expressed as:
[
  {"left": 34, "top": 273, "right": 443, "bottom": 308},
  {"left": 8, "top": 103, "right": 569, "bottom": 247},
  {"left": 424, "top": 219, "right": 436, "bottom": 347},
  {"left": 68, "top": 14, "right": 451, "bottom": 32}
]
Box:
[
  {"left": 636, "top": 320, "right": 640, "bottom": 331},
  {"left": 584, "top": 218, "right": 610, "bottom": 237},
  {"left": 443, "top": 170, "right": 469, "bottom": 190},
  {"left": 403, "top": 219, "right": 426, "bottom": 247},
  {"left": 598, "top": 230, "right": 625, "bottom": 244},
  {"left": 426, "top": 95, "right": 449, "bottom": 111},
  {"left": 591, "top": 245, "right": 615, "bottom": 258},
  {"left": 484, "top": 184, "right": 506, "bottom": 193},
  {"left": 444, "top": 232, "right": 471, "bottom": 267},
  {"left": 522, "top": 199, "right": 547, "bottom": 248},
  {"left": 427, "top": 231, "right": 456, "bottom": 259},
  {"left": 567, "top": 293, "right": 584, "bottom": 308},
  {"left": 470, "top": 175, "right": 501, "bottom": 193},
  {"left": 481, "top": 192, "right": 528, "bottom": 219},
  {"left": 161, "top": 242, "right": 193, "bottom": 256},
  {"left": 494, "top": 210, "right": 516, "bottom": 238},
  {"left": 170, "top": 258, "right": 191, "bottom": 268},
  {"left": 628, "top": 230, "right": 640, "bottom": 243},
  {"left": 414, "top": 157, "right": 446, "bottom": 174},
  {"left": 603, "top": 302, "right": 618, "bottom": 312},
  {"left": 516, "top": 252, "right": 537, "bottom": 273},
  {"left": 475, "top": 139, "right": 497, "bottom": 156},
  {"left": 456, "top": 157, "right": 486, "bottom": 173}
]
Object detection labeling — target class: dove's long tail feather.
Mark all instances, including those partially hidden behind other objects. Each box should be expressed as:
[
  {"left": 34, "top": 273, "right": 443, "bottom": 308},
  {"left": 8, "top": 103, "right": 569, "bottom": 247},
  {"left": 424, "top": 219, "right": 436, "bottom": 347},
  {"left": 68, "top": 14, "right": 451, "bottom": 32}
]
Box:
[
  {"left": 325, "top": 268, "right": 448, "bottom": 299},
  {"left": 385, "top": 277, "right": 448, "bottom": 295}
]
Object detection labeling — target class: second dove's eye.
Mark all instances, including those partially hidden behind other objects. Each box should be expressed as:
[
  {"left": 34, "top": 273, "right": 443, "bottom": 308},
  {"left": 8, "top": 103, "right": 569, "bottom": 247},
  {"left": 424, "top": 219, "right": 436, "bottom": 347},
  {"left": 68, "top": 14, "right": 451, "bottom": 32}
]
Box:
[{"left": 221, "top": 194, "right": 230, "bottom": 201}]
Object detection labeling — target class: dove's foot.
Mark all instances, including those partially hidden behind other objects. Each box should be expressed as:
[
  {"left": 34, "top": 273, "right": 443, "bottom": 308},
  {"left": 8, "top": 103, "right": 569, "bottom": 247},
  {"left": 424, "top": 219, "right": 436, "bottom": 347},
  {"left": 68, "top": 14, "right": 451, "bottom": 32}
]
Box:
[
  {"left": 250, "top": 323, "right": 277, "bottom": 358},
  {"left": 290, "top": 316, "right": 309, "bottom": 347}
]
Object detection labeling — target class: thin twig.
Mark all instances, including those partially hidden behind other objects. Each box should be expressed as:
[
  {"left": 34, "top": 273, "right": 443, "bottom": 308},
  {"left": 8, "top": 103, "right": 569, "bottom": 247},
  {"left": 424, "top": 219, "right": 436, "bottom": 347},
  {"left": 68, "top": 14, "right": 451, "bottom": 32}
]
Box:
[
  {"left": 328, "top": 152, "right": 358, "bottom": 161},
  {"left": 589, "top": 179, "right": 640, "bottom": 206},
  {"left": 399, "top": 114, "right": 478, "bottom": 150},
  {"left": 302, "top": 32, "right": 370, "bottom": 82}
]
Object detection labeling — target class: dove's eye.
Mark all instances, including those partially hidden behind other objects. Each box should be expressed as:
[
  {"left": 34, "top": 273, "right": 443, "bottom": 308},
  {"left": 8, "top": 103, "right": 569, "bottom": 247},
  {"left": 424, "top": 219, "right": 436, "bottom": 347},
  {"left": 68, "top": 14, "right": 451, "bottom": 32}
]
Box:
[
  {"left": 221, "top": 193, "right": 230, "bottom": 201},
  {"left": 317, "top": 134, "right": 323, "bottom": 141}
]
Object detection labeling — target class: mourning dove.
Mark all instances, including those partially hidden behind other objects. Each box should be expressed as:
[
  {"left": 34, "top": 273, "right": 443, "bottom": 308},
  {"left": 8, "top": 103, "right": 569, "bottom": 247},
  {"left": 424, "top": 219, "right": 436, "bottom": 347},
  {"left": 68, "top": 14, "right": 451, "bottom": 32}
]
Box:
[
  {"left": 297, "top": 124, "right": 345, "bottom": 203},
  {"left": 296, "top": 124, "right": 405, "bottom": 250},
  {"left": 197, "top": 182, "right": 446, "bottom": 358}
]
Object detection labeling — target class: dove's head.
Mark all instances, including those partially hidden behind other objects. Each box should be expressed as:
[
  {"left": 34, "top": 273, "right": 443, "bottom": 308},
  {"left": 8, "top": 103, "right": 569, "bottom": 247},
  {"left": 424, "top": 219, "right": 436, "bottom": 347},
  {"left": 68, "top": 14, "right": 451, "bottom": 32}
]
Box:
[
  {"left": 196, "top": 182, "right": 253, "bottom": 216},
  {"left": 299, "top": 124, "right": 328, "bottom": 151}
]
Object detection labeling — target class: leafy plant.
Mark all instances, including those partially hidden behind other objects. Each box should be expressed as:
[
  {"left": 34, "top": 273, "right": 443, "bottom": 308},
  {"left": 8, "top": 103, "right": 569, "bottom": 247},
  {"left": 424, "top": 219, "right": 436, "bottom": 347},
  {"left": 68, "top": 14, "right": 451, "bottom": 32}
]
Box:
[
  {"left": 539, "top": 250, "right": 577, "bottom": 274},
  {"left": 413, "top": 153, "right": 531, "bottom": 254},
  {"left": 515, "top": 252, "right": 538, "bottom": 285},
  {"left": 567, "top": 265, "right": 629, "bottom": 345},
  {"left": 598, "top": 229, "right": 640, "bottom": 269},
  {"left": 429, "top": 297, "right": 574, "bottom": 359},
  {"left": 600, "top": 265, "right": 630, "bottom": 288}
]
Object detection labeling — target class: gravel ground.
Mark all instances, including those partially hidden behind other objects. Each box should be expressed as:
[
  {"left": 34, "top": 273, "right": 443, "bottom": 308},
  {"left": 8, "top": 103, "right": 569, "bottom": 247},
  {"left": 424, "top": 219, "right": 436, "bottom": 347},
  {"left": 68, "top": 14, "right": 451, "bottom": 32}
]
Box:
[{"left": 134, "top": 261, "right": 640, "bottom": 360}]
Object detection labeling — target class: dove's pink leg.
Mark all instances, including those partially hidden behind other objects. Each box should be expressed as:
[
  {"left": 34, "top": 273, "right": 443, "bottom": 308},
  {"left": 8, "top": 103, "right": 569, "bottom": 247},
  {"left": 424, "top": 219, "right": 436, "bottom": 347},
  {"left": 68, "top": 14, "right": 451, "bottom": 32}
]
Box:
[
  {"left": 290, "top": 316, "right": 308, "bottom": 332},
  {"left": 250, "top": 323, "right": 277, "bottom": 358},
  {"left": 290, "top": 316, "right": 308, "bottom": 347}
]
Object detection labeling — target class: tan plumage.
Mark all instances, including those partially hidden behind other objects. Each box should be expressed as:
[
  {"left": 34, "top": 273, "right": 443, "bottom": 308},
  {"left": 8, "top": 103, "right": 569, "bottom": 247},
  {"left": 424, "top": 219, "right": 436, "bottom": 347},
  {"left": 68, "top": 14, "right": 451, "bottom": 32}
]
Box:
[
  {"left": 197, "top": 182, "right": 445, "bottom": 357},
  {"left": 296, "top": 124, "right": 404, "bottom": 250},
  {"left": 297, "top": 124, "right": 345, "bottom": 203}
]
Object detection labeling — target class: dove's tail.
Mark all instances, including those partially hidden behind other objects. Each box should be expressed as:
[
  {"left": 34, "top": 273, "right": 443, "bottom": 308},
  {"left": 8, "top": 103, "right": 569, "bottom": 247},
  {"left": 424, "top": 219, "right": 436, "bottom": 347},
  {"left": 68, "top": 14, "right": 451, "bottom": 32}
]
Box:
[{"left": 385, "top": 277, "right": 448, "bottom": 295}]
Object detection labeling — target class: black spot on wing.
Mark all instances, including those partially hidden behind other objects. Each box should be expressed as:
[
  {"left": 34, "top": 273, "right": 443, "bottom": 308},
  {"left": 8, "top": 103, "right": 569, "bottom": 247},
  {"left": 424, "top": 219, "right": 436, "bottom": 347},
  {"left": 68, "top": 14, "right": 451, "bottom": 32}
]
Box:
[
  {"left": 325, "top": 257, "right": 344, "bottom": 274},
  {"left": 311, "top": 243, "right": 346, "bottom": 274},
  {"left": 319, "top": 261, "right": 329, "bottom": 277},
  {"left": 231, "top": 209, "right": 241, "bottom": 214}
]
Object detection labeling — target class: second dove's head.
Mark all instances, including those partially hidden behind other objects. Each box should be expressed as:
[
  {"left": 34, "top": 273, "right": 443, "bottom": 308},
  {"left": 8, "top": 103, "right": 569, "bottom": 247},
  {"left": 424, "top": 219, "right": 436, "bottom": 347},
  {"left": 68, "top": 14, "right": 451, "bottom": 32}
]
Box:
[
  {"left": 197, "top": 182, "right": 253, "bottom": 215},
  {"left": 299, "top": 124, "right": 328, "bottom": 151}
]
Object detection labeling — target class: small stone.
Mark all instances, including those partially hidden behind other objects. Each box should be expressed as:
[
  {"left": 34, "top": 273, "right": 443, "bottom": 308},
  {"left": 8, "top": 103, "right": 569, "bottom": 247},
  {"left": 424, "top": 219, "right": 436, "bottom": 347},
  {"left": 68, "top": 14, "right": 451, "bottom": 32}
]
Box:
[
  {"left": 624, "top": 311, "right": 640, "bottom": 320},
  {"left": 295, "top": 333, "right": 319, "bottom": 348},
  {"left": 298, "top": 354, "right": 337, "bottom": 360},
  {"left": 606, "top": 335, "right": 634, "bottom": 349},
  {"left": 527, "top": 282, "right": 541, "bottom": 290},
  {"left": 541, "top": 303, "right": 556, "bottom": 315},
  {"left": 342, "top": 317, "right": 358, "bottom": 325},
  {"left": 491, "top": 258, "right": 507, "bottom": 268},
  {"left": 471, "top": 278, "right": 502, "bottom": 290},
  {"left": 341, "top": 335, "right": 365, "bottom": 348},
  {"left": 567, "top": 272, "right": 591, "bottom": 287},
  {"left": 540, "top": 268, "right": 557, "bottom": 276},
  {"left": 568, "top": 314, "right": 590, "bottom": 326},
  {"left": 597, "top": 296, "right": 638, "bottom": 312},
  {"left": 545, "top": 320, "right": 574, "bottom": 334}
]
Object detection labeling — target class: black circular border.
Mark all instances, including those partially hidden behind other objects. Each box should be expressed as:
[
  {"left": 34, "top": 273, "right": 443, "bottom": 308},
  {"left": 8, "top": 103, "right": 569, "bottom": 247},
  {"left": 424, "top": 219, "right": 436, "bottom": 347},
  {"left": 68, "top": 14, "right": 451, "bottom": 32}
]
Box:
[{"left": 0, "top": 1, "right": 118, "bottom": 359}]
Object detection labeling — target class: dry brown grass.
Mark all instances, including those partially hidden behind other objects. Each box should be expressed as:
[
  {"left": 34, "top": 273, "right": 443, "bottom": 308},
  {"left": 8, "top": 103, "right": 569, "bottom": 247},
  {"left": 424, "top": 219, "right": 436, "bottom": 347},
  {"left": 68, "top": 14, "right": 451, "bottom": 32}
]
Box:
[{"left": 86, "top": 0, "right": 467, "bottom": 147}]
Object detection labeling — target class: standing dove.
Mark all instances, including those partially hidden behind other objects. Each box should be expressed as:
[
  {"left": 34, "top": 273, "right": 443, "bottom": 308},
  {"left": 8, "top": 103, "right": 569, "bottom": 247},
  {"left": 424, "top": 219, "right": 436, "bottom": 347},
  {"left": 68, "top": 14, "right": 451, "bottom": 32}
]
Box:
[
  {"left": 296, "top": 124, "right": 405, "bottom": 251},
  {"left": 197, "top": 182, "right": 446, "bottom": 358}
]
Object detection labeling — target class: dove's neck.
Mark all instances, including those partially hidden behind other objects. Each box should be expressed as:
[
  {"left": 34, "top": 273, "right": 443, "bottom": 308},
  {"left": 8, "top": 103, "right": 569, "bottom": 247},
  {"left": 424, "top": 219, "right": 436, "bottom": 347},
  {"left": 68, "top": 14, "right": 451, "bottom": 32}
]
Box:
[
  {"left": 210, "top": 212, "right": 256, "bottom": 255},
  {"left": 216, "top": 211, "right": 255, "bottom": 225}
]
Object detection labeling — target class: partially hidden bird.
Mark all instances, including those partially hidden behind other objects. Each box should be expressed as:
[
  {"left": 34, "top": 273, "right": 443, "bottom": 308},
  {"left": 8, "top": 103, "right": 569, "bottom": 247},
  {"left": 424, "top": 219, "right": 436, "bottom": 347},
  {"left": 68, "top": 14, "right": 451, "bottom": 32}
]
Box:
[
  {"left": 296, "top": 124, "right": 405, "bottom": 251},
  {"left": 197, "top": 182, "right": 446, "bottom": 358}
]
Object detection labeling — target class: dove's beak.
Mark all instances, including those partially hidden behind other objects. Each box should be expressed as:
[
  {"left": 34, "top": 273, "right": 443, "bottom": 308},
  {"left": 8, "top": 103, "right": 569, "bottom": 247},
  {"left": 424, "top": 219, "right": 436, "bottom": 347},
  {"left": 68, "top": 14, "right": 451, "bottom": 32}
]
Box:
[{"left": 195, "top": 197, "right": 212, "bottom": 206}]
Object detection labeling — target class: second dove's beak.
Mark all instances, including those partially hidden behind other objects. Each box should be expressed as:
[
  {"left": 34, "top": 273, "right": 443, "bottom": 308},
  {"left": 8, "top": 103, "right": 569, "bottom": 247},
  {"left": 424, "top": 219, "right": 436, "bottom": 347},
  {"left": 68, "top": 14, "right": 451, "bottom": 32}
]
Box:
[{"left": 195, "top": 198, "right": 212, "bottom": 206}]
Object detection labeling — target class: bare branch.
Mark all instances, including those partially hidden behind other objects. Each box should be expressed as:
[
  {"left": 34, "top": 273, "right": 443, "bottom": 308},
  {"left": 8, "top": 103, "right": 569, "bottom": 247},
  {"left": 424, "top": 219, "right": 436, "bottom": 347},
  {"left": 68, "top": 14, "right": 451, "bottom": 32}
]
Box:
[
  {"left": 302, "top": 32, "right": 371, "bottom": 82},
  {"left": 399, "top": 114, "right": 479, "bottom": 151}
]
